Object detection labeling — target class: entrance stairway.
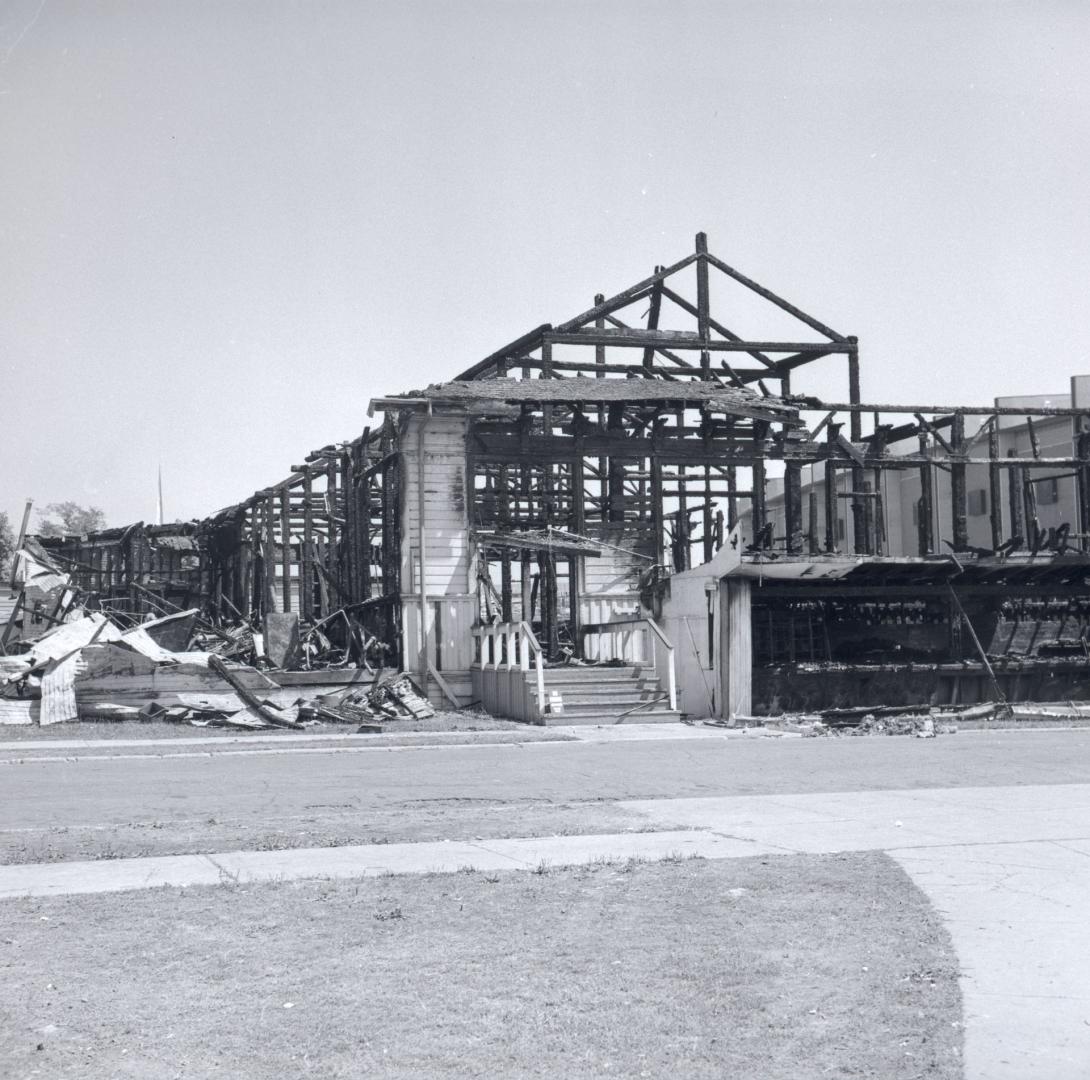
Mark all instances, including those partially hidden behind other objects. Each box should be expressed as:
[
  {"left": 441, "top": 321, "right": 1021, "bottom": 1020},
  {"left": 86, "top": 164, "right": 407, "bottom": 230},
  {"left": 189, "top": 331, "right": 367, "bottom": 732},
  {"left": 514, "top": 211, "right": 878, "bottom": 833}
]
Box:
[{"left": 528, "top": 664, "right": 682, "bottom": 725}]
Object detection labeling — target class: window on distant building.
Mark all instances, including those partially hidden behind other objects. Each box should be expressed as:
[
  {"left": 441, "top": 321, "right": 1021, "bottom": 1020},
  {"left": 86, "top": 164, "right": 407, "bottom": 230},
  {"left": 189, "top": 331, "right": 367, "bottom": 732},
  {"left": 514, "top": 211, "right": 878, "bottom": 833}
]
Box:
[
  {"left": 837, "top": 517, "right": 845, "bottom": 541},
  {"left": 968, "top": 489, "right": 988, "bottom": 516},
  {"left": 1039, "top": 477, "right": 1060, "bottom": 505}
]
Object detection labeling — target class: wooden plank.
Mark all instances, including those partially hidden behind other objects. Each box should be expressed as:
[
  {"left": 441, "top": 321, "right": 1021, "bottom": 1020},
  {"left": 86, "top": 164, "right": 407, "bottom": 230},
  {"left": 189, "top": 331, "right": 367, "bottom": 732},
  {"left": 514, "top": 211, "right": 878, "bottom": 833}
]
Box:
[{"left": 208, "top": 656, "right": 304, "bottom": 729}]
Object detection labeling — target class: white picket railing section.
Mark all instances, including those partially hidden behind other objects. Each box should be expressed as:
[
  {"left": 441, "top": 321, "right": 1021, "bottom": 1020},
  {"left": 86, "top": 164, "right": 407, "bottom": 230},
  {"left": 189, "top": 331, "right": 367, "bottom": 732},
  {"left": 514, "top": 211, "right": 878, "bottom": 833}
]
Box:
[{"left": 471, "top": 621, "right": 547, "bottom": 723}]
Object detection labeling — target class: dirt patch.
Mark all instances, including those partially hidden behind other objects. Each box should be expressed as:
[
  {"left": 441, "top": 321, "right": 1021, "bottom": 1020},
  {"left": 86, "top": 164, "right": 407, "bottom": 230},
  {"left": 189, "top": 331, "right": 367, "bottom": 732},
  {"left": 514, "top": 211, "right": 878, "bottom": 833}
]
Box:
[{"left": 0, "top": 853, "right": 962, "bottom": 1079}]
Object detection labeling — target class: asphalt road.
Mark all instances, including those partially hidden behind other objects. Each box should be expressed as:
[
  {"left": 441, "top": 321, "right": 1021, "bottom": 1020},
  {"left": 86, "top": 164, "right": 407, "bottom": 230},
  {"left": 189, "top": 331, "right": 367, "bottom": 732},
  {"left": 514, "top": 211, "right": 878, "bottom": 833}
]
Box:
[{"left": 3, "top": 728, "right": 1090, "bottom": 834}]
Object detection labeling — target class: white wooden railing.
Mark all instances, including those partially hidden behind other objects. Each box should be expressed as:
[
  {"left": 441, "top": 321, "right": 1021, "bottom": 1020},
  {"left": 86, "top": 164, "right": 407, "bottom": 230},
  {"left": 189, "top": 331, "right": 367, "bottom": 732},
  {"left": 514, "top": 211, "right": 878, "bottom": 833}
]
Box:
[
  {"left": 473, "top": 616, "right": 677, "bottom": 721},
  {"left": 471, "top": 621, "right": 546, "bottom": 723},
  {"left": 582, "top": 616, "right": 677, "bottom": 712}
]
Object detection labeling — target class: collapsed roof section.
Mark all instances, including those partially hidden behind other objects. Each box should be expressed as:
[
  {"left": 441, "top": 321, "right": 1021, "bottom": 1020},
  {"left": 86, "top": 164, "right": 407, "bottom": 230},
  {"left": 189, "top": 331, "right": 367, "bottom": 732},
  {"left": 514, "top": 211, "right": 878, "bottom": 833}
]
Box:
[{"left": 378, "top": 375, "right": 803, "bottom": 426}]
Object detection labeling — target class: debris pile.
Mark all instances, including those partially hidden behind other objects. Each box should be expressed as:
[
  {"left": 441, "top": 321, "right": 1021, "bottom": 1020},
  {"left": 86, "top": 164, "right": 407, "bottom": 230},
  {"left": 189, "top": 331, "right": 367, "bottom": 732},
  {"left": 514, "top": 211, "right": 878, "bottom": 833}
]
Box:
[
  {"left": 299, "top": 674, "right": 435, "bottom": 731},
  {"left": 0, "top": 546, "right": 433, "bottom": 733}
]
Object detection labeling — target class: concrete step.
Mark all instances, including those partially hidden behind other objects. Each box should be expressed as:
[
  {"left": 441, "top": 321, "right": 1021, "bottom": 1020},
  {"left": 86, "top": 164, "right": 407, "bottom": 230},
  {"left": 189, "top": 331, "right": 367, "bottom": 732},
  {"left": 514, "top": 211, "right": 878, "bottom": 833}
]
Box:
[
  {"left": 534, "top": 697, "right": 671, "bottom": 715},
  {"left": 541, "top": 709, "right": 683, "bottom": 726},
  {"left": 538, "top": 666, "right": 647, "bottom": 680},
  {"left": 532, "top": 680, "right": 658, "bottom": 695}
]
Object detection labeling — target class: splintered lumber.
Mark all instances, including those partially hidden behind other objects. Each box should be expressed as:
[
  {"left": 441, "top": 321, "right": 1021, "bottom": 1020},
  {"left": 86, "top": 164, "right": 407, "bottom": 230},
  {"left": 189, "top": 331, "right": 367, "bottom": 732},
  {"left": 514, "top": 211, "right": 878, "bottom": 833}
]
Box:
[
  {"left": 208, "top": 656, "right": 304, "bottom": 729},
  {"left": 382, "top": 675, "right": 435, "bottom": 718}
]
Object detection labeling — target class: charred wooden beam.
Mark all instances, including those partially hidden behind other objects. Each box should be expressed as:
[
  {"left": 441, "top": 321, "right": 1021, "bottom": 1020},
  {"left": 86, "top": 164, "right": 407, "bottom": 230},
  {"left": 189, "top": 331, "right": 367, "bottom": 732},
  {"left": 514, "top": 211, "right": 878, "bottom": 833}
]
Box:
[
  {"left": 659, "top": 284, "right": 778, "bottom": 370},
  {"left": 704, "top": 251, "right": 848, "bottom": 343},
  {"left": 556, "top": 252, "right": 699, "bottom": 332},
  {"left": 544, "top": 330, "right": 848, "bottom": 353},
  {"left": 456, "top": 324, "right": 552, "bottom": 381}
]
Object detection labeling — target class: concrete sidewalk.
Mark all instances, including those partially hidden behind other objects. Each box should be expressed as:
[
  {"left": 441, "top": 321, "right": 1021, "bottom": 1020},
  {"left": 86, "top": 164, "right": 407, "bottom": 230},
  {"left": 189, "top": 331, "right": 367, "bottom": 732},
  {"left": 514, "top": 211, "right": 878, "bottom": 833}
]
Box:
[
  {"left": 3, "top": 782, "right": 1088, "bottom": 1079},
  {"left": 0, "top": 720, "right": 747, "bottom": 760}
]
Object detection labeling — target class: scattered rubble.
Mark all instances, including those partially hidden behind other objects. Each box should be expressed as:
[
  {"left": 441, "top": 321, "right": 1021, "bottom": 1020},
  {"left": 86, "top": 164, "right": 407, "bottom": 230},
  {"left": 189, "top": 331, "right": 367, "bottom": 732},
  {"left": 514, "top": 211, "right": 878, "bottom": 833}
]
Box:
[
  {"left": 0, "top": 546, "right": 436, "bottom": 733},
  {"left": 745, "top": 698, "right": 1090, "bottom": 736}
]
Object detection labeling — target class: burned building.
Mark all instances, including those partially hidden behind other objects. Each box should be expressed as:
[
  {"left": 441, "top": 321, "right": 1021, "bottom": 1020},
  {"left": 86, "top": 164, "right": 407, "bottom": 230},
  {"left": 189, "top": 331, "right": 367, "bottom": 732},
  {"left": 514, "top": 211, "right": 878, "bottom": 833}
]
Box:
[{"left": 26, "top": 233, "right": 1090, "bottom": 720}]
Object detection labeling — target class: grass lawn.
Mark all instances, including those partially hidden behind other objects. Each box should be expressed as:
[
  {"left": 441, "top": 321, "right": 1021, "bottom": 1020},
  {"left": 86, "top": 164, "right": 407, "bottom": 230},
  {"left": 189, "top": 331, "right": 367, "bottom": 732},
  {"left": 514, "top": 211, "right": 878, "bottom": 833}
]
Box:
[
  {"left": 0, "top": 853, "right": 962, "bottom": 1079},
  {"left": 1, "top": 797, "right": 653, "bottom": 866}
]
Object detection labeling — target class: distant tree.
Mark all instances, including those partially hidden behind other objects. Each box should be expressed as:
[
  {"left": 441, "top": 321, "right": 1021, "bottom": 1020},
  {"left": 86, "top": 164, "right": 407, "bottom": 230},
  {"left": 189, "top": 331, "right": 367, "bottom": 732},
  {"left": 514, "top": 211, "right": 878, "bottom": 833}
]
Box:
[
  {"left": 0, "top": 511, "right": 13, "bottom": 577},
  {"left": 36, "top": 502, "right": 107, "bottom": 538}
]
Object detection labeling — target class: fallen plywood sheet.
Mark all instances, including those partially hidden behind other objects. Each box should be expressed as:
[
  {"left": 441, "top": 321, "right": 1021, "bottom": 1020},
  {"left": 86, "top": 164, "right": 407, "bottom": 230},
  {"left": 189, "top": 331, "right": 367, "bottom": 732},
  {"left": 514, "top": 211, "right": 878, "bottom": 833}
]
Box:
[
  {"left": 40, "top": 652, "right": 80, "bottom": 726},
  {"left": 119, "top": 625, "right": 212, "bottom": 666},
  {"left": 75, "top": 644, "right": 159, "bottom": 680},
  {"left": 0, "top": 697, "right": 38, "bottom": 725},
  {"left": 263, "top": 613, "right": 300, "bottom": 669},
  {"left": 28, "top": 614, "right": 122, "bottom": 666},
  {"left": 139, "top": 609, "right": 199, "bottom": 652}
]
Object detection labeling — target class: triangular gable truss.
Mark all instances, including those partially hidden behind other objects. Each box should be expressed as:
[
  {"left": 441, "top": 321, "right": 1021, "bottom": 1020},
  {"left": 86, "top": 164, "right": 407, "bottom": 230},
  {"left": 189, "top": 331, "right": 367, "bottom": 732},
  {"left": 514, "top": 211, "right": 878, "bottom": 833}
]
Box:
[{"left": 455, "top": 232, "right": 855, "bottom": 396}]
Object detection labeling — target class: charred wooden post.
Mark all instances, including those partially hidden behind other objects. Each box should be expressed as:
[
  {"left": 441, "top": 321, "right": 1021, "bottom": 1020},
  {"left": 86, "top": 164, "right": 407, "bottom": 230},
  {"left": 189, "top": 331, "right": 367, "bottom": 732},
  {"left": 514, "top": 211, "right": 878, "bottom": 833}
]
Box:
[
  {"left": 340, "top": 448, "right": 355, "bottom": 604},
  {"left": 872, "top": 471, "right": 885, "bottom": 556},
  {"left": 702, "top": 466, "right": 714, "bottom": 564},
  {"left": 1078, "top": 421, "right": 1090, "bottom": 552},
  {"left": 642, "top": 274, "right": 663, "bottom": 373},
  {"left": 263, "top": 490, "right": 277, "bottom": 615},
  {"left": 279, "top": 486, "right": 291, "bottom": 613},
  {"left": 784, "top": 462, "right": 804, "bottom": 554},
  {"left": 808, "top": 492, "right": 819, "bottom": 554},
  {"left": 950, "top": 413, "right": 968, "bottom": 552},
  {"left": 1007, "top": 448, "right": 1025, "bottom": 543},
  {"left": 520, "top": 551, "right": 532, "bottom": 623},
  {"left": 326, "top": 459, "right": 339, "bottom": 599},
  {"left": 847, "top": 337, "right": 866, "bottom": 554},
  {"left": 988, "top": 418, "right": 1003, "bottom": 550},
  {"left": 500, "top": 556, "right": 512, "bottom": 622},
  {"left": 650, "top": 458, "right": 664, "bottom": 567},
  {"left": 569, "top": 453, "right": 585, "bottom": 656},
  {"left": 302, "top": 466, "right": 314, "bottom": 621},
  {"left": 918, "top": 433, "right": 934, "bottom": 555},
  {"left": 752, "top": 422, "right": 768, "bottom": 542},
  {"left": 359, "top": 456, "right": 372, "bottom": 604},
  {"left": 695, "top": 232, "right": 711, "bottom": 377},
  {"left": 862, "top": 480, "right": 875, "bottom": 555},
  {"left": 824, "top": 423, "right": 839, "bottom": 552}
]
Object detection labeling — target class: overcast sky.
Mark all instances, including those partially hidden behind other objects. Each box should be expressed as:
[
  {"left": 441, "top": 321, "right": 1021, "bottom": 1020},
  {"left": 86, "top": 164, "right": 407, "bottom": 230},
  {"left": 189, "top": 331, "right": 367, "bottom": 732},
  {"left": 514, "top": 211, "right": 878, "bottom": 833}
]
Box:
[{"left": 2, "top": 0, "right": 1088, "bottom": 529}]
